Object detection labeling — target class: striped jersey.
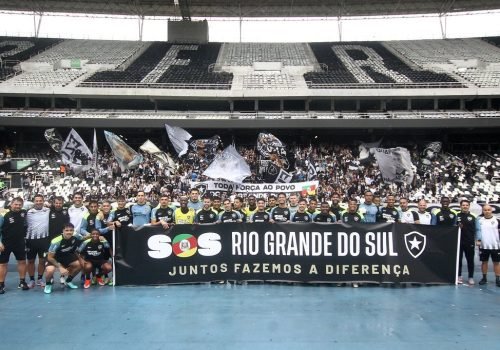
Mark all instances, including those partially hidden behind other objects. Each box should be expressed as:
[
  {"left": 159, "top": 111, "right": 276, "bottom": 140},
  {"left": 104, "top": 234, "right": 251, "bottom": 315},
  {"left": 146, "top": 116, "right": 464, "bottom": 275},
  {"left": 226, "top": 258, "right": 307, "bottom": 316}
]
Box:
[{"left": 26, "top": 207, "right": 50, "bottom": 239}]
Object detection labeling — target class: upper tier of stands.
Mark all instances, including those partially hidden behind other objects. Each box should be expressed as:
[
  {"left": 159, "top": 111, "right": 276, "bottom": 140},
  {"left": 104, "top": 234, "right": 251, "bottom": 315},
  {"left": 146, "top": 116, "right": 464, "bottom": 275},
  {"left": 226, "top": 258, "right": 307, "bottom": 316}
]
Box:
[
  {"left": 27, "top": 39, "right": 145, "bottom": 66},
  {"left": 1, "top": 37, "right": 500, "bottom": 90},
  {"left": 219, "top": 43, "right": 314, "bottom": 66},
  {"left": 82, "top": 43, "right": 233, "bottom": 89},
  {"left": 304, "top": 42, "right": 461, "bottom": 88}
]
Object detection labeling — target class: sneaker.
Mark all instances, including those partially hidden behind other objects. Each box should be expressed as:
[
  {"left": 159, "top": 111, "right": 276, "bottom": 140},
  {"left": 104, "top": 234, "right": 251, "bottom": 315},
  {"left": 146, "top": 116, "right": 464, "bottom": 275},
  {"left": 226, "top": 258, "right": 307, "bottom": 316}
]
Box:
[
  {"left": 59, "top": 276, "right": 66, "bottom": 285},
  {"left": 27, "top": 280, "right": 35, "bottom": 289},
  {"left": 66, "top": 281, "right": 78, "bottom": 289},
  {"left": 36, "top": 279, "right": 46, "bottom": 287},
  {"left": 91, "top": 276, "right": 97, "bottom": 285},
  {"left": 96, "top": 277, "right": 105, "bottom": 286},
  {"left": 0, "top": 286, "right": 5, "bottom": 294},
  {"left": 107, "top": 278, "right": 114, "bottom": 286},
  {"left": 479, "top": 277, "right": 487, "bottom": 285},
  {"left": 18, "top": 281, "right": 30, "bottom": 290},
  {"left": 468, "top": 278, "right": 475, "bottom": 285},
  {"left": 457, "top": 276, "right": 463, "bottom": 284},
  {"left": 83, "top": 279, "right": 91, "bottom": 289},
  {"left": 44, "top": 284, "right": 53, "bottom": 294},
  {"left": 352, "top": 283, "right": 359, "bottom": 288}
]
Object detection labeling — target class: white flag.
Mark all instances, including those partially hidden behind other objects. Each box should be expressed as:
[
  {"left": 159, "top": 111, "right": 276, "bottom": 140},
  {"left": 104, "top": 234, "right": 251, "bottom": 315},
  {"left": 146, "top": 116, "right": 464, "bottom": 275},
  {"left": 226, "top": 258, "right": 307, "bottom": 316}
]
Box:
[
  {"left": 140, "top": 140, "right": 176, "bottom": 171},
  {"left": 373, "top": 147, "right": 414, "bottom": 185},
  {"left": 275, "top": 168, "right": 293, "bottom": 183},
  {"left": 60, "top": 129, "right": 92, "bottom": 174},
  {"left": 93, "top": 128, "right": 98, "bottom": 170},
  {"left": 203, "top": 145, "right": 251, "bottom": 183},
  {"left": 165, "top": 124, "right": 192, "bottom": 157}
]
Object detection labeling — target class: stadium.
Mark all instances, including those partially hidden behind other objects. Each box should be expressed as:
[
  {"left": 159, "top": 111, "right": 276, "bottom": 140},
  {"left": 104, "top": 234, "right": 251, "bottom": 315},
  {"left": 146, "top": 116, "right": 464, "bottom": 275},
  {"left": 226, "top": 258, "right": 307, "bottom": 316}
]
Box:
[{"left": 0, "top": 1, "right": 500, "bottom": 349}]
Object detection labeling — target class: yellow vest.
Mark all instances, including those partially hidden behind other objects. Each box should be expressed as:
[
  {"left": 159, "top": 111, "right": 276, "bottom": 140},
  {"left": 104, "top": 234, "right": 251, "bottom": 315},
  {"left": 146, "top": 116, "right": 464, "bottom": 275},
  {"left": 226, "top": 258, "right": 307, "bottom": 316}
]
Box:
[{"left": 174, "top": 208, "right": 195, "bottom": 224}]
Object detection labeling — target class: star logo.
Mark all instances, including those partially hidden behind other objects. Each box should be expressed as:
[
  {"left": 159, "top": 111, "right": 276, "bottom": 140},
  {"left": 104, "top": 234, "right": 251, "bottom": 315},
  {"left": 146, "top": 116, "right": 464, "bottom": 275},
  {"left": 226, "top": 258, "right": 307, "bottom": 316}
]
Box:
[{"left": 404, "top": 231, "right": 427, "bottom": 258}]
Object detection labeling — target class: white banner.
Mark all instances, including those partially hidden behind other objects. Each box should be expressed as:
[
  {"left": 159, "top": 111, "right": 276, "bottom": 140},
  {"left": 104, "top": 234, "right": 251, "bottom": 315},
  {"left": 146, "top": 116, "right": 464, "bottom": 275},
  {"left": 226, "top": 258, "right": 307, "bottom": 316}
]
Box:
[
  {"left": 192, "top": 180, "right": 319, "bottom": 198},
  {"left": 60, "top": 129, "right": 92, "bottom": 174},
  {"left": 373, "top": 147, "right": 414, "bottom": 185}
]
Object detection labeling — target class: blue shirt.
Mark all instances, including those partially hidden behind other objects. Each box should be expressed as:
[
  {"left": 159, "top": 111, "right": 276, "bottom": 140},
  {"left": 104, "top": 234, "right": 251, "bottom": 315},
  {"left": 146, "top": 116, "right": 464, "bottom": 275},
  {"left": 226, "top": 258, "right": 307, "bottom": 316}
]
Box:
[
  {"left": 359, "top": 203, "right": 378, "bottom": 223},
  {"left": 131, "top": 203, "right": 152, "bottom": 226}
]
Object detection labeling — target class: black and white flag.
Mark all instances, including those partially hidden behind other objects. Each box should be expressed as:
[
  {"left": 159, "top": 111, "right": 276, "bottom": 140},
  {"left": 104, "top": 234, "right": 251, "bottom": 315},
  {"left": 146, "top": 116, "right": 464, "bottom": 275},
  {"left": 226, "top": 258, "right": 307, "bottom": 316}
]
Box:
[
  {"left": 165, "top": 124, "right": 192, "bottom": 157},
  {"left": 44, "top": 128, "right": 64, "bottom": 153},
  {"left": 373, "top": 147, "right": 414, "bottom": 185},
  {"left": 307, "top": 158, "right": 317, "bottom": 180},
  {"left": 60, "top": 129, "right": 92, "bottom": 174}
]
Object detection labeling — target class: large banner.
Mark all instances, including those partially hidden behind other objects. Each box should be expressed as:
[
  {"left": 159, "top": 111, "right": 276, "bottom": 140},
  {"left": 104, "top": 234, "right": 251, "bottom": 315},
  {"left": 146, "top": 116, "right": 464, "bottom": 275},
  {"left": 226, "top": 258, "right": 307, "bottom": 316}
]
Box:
[
  {"left": 191, "top": 180, "right": 319, "bottom": 198},
  {"left": 114, "top": 223, "right": 459, "bottom": 285}
]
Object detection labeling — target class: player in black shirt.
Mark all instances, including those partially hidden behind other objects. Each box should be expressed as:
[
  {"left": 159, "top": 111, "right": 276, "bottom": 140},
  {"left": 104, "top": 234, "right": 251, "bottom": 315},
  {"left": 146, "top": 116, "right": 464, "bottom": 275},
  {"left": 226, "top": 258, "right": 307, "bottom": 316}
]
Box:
[
  {"left": 43, "top": 223, "right": 83, "bottom": 293},
  {"left": 292, "top": 199, "right": 312, "bottom": 223},
  {"left": 431, "top": 196, "right": 457, "bottom": 226},
  {"left": 49, "top": 196, "right": 70, "bottom": 240},
  {"left": 340, "top": 199, "right": 365, "bottom": 223},
  {"left": 78, "top": 228, "right": 112, "bottom": 288},
  {"left": 151, "top": 194, "right": 176, "bottom": 229},
  {"left": 270, "top": 193, "right": 290, "bottom": 223},
  {"left": 233, "top": 197, "right": 247, "bottom": 222},
  {"left": 330, "top": 193, "right": 343, "bottom": 223},
  {"left": 249, "top": 199, "right": 270, "bottom": 223},
  {"left": 313, "top": 202, "right": 337, "bottom": 223},
  {"left": 266, "top": 195, "right": 277, "bottom": 212},
  {"left": 113, "top": 195, "right": 132, "bottom": 228},
  {"left": 377, "top": 195, "right": 400, "bottom": 223},
  {"left": 212, "top": 196, "right": 223, "bottom": 214},
  {"left": 195, "top": 197, "right": 218, "bottom": 224},
  {"left": 456, "top": 199, "right": 477, "bottom": 284},
  {"left": 0, "top": 197, "right": 29, "bottom": 293},
  {"left": 218, "top": 199, "right": 243, "bottom": 223}
]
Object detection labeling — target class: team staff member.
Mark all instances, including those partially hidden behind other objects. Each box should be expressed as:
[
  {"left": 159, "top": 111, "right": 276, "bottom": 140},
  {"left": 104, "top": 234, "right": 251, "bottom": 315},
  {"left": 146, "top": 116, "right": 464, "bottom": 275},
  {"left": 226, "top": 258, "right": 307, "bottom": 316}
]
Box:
[
  {"left": 249, "top": 198, "right": 270, "bottom": 223},
  {"left": 431, "top": 197, "right": 457, "bottom": 226},
  {"left": 131, "top": 191, "right": 152, "bottom": 226},
  {"left": 476, "top": 205, "right": 500, "bottom": 287},
  {"left": 195, "top": 197, "right": 218, "bottom": 224},
  {"left": 416, "top": 199, "right": 433, "bottom": 225},
  {"left": 457, "top": 199, "right": 477, "bottom": 285},
  {"left": 78, "top": 228, "right": 112, "bottom": 289},
  {"left": 270, "top": 193, "right": 290, "bottom": 223},
  {"left": 291, "top": 199, "right": 311, "bottom": 223},
  {"left": 43, "top": 223, "right": 83, "bottom": 294},
  {"left": 49, "top": 196, "right": 70, "bottom": 240},
  {"left": 399, "top": 198, "right": 420, "bottom": 224},
  {"left": 313, "top": 202, "right": 337, "bottom": 223},
  {"left": 151, "top": 194, "right": 176, "bottom": 228},
  {"left": 26, "top": 194, "right": 50, "bottom": 288},
  {"left": 0, "top": 197, "right": 29, "bottom": 294},
  {"left": 174, "top": 196, "right": 195, "bottom": 224},
  {"left": 377, "top": 195, "right": 400, "bottom": 223},
  {"left": 340, "top": 199, "right": 365, "bottom": 224},
  {"left": 68, "top": 192, "right": 88, "bottom": 233},
  {"left": 358, "top": 191, "right": 378, "bottom": 223},
  {"left": 113, "top": 195, "right": 132, "bottom": 227}
]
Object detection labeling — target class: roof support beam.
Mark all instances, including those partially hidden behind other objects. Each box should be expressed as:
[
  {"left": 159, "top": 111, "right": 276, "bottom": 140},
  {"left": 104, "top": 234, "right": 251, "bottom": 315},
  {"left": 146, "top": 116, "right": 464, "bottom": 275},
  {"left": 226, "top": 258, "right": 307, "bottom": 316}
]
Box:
[
  {"left": 33, "top": 12, "right": 43, "bottom": 38},
  {"left": 179, "top": 0, "right": 191, "bottom": 21}
]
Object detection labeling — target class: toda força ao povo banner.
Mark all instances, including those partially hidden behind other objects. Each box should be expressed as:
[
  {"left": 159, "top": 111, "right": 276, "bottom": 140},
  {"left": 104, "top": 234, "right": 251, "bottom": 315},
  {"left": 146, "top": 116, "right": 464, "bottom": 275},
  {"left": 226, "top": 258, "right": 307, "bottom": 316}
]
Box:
[{"left": 114, "top": 222, "right": 459, "bottom": 285}]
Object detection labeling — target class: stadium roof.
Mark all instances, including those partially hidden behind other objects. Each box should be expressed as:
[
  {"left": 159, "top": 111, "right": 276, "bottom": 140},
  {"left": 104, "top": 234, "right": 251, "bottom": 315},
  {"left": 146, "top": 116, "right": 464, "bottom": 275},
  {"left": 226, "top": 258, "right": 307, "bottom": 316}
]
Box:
[{"left": 0, "top": 0, "right": 499, "bottom": 18}]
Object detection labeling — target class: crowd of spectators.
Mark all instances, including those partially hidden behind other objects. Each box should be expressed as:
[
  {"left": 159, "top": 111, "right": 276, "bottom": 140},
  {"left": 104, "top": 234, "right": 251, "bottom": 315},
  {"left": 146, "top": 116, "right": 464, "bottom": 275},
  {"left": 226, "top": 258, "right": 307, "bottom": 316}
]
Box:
[{"left": 3, "top": 140, "right": 496, "bottom": 206}]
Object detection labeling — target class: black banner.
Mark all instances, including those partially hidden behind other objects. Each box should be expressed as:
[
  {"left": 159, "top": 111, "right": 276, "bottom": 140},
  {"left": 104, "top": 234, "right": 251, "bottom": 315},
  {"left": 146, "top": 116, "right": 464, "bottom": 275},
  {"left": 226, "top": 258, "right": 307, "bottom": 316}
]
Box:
[{"left": 114, "top": 223, "right": 459, "bottom": 285}]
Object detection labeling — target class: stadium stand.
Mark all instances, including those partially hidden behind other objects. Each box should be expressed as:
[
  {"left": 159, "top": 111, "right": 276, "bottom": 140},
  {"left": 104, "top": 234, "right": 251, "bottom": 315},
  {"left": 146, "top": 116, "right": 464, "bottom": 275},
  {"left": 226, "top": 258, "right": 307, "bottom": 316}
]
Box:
[
  {"left": 304, "top": 42, "right": 462, "bottom": 88},
  {"left": 6, "top": 70, "right": 85, "bottom": 87},
  {"left": 242, "top": 73, "right": 297, "bottom": 89},
  {"left": 82, "top": 43, "right": 233, "bottom": 89},
  {"left": 26, "top": 39, "right": 145, "bottom": 66},
  {"left": 0, "top": 37, "right": 61, "bottom": 62},
  {"left": 219, "top": 43, "right": 314, "bottom": 66}
]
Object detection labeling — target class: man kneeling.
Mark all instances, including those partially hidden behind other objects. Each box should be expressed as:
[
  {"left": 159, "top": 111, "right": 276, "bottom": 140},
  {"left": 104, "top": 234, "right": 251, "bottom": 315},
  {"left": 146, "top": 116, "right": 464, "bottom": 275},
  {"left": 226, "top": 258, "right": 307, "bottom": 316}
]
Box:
[
  {"left": 78, "top": 228, "right": 111, "bottom": 289},
  {"left": 44, "top": 223, "right": 82, "bottom": 294}
]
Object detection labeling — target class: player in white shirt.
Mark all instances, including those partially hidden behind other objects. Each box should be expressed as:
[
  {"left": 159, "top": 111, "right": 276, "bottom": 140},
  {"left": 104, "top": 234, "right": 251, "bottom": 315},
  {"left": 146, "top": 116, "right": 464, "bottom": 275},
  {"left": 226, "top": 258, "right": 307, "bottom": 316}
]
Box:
[
  {"left": 416, "top": 199, "right": 433, "bottom": 225},
  {"left": 476, "top": 205, "right": 500, "bottom": 287}
]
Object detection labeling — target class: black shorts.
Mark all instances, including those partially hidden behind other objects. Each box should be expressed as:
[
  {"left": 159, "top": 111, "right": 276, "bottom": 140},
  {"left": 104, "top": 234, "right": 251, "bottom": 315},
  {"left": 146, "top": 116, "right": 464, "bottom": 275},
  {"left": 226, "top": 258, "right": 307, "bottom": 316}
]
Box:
[
  {"left": 479, "top": 249, "right": 500, "bottom": 262},
  {"left": 0, "top": 240, "right": 26, "bottom": 263},
  {"left": 85, "top": 260, "right": 109, "bottom": 269},
  {"left": 46, "top": 253, "right": 79, "bottom": 268},
  {"left": 26, "top": 237, "right": 50, "bottom": 260}
]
